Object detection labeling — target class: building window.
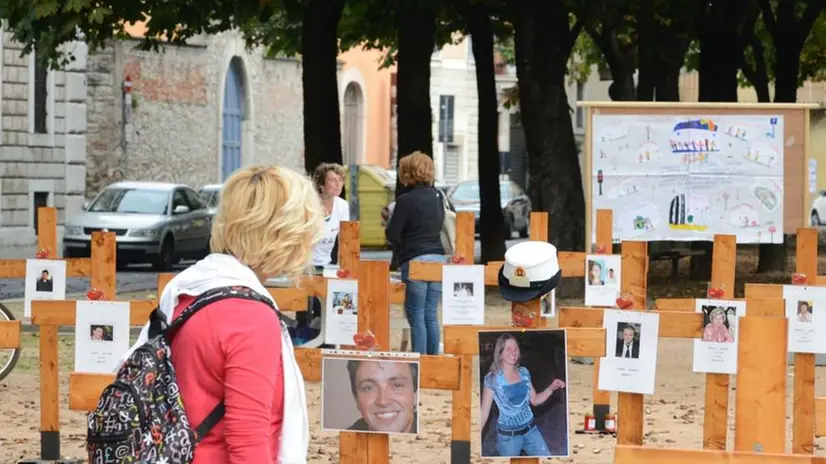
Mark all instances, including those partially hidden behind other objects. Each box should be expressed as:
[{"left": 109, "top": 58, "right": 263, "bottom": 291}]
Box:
[
  {"left": 33, "top": 48, "right": 48, "bottom": 134},
  {"left": 438, "top": 95, "right": 454, "bottom": 144},
  {"left": 575, "top": 81, "right": 585, "bottom": 129},
  {"left": 33, "top": 192, "right": 49, "bottom": 234}
]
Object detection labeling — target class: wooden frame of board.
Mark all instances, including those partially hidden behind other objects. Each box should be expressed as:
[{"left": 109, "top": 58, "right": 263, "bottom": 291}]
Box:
[{"left": 577, "top": 101, "right": 819, "bottom": 247}]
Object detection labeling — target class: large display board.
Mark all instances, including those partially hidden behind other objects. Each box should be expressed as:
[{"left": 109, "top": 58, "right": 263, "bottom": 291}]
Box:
[
  {"left": 593, "top": 114, "right": 784, "bottom": 243},
  {"left": 581, "top": 102, "right": 817, "bottom": 245}
]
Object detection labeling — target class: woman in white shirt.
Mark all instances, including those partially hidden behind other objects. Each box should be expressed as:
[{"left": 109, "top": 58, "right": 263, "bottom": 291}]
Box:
[{"left": 294, "top": 163, "right": 350, "bottom": 345}]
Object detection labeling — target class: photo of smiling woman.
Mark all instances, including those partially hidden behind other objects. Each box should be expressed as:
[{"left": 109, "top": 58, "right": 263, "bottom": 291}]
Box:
[
  {"left": 478, "top": 330, "right": 570, "bottom": 458},
  {"left": 321, "top": 357, "right": 420, "bottom": 435}
]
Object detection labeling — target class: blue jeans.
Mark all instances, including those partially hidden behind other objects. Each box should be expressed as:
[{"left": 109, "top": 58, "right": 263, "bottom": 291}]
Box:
[
  {"left": 400, "top": 254, "right": 445, "bottom": 355},
  {"left": 495, "top": 425, "right": 551, "bottom": 457}
]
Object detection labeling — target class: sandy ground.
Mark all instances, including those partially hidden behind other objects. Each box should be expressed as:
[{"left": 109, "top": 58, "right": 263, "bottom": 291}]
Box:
[{"left": 2, "top": 250, "right": 826, "bottom": 463}]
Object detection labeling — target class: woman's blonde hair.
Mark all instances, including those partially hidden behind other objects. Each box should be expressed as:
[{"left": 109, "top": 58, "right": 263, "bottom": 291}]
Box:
[
  {"left": 398, "top": 151, "right": 435, "bottom": 186},
  {"left": 312, "top": 162, "right": 346, "bottom": 193},
  {"left": 210, "top": 165, "right": 324, "bottom": 280},
  {"left": 488, "top": 333, "right": 519, "bottom": 375}
]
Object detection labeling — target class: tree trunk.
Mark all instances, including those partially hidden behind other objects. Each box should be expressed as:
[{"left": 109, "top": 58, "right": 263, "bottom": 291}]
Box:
[
  {"left": 635, "top": 3, "right": 657, "bottom": 101},
  {"left": 463, "top": 4, "right": 507, "bottom": 262},
  {"left": 773, "top": 40, "right": 803, "bottom": 103},
  {"left": 511, "top": 0, "right": 585, "bottom": 251},
  {"left": 394, "top": 6, "right": 436, "bottom": 197},
  {"left": 697, "top": 0, "right": 750, "bottom": 102},
  {"left": 301, "top": 0, "right": 347, "bottom": 173}
]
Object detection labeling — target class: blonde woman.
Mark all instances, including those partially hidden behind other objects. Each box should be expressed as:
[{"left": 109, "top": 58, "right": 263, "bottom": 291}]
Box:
[
  {"left": 480, "top": 334, "right": 565, "bottom": 457},
  {"left": 386, "top": 152, "right": 447, "bottom": 354},
  {"left": 125, "top": 165, "right": 322, "bottom": 463}
]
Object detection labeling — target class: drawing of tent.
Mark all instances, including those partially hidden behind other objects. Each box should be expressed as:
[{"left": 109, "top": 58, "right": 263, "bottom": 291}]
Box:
[
  {"left": 752, "top": 184, "right": 780, "bottom": 212},
  {"left": 598, "top": 122, "right": 629, "bottom": 142},
  {"left": 668, "top": 193, "right": 711, "bottom": 231},
  {"left": 618, "top": 202, "right": 660, "bottom": 237},
  {"left": 728, "top": 204, "right": 761, "bottom": 229}
]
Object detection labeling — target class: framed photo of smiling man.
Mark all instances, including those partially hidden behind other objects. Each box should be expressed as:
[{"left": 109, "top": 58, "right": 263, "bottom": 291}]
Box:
[{"left": 321, "top": 355, "right": 420, "bottom": 435}]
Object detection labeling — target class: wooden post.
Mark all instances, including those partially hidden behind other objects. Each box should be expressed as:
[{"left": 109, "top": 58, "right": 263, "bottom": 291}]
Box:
[
  {"left": 592, "top": 209, "right": 613, "bottom": 431},
  {"left": 35, "top": 231, "right": 116, "bottom": 460},
  {"left": 734, "top": 306, "right": 788, "bottom": 453},
  {"left": 617, "top": 240, "right": 647, "bottom": 445},
  {"left": 37, "top": 207, "right": 58, "bottom": 258},
  {"left": 450, "top": 213, "right": 476, "bottom": 464},
  {"left": 339, "top": 260, "right": 391, "bottom": 464},
  {"left": 507, "top": 212, "right": 548, "bottom": 464},
  {"left": 703, "top": 234, "right": 736, "bottom": 450},
  {"left": 793, "top": 227, "right": 818, "bottom": 454}
]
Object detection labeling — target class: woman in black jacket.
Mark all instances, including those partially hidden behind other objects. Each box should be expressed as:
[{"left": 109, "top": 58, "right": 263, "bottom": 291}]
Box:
[{"left": 386, "top": 152, "right": 447, "bottom": 355}]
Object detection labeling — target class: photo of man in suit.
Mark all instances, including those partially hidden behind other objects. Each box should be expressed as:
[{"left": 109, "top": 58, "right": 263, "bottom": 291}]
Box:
[
  {"left": 36, "top": 269, "right": 53, "bottom": 292},
  {"left": 614, "top": 324, "right": 640, "bottom": 359}
]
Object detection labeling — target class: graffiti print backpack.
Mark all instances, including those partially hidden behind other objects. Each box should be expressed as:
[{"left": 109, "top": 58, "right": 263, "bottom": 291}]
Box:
[{"left": 86, "top": 285, "right": 278, "bottom": 463}]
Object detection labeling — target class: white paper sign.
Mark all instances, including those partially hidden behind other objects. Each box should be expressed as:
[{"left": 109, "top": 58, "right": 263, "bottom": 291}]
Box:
[
  {"left": 541, "top": 290, "right": 556, "bottom": 318},
  {"left": 783, "top": 285, "right": 826, "bottom": 353},
  {"left": 441, "top": 265, "right": 485, "bottom": 325},
  {"left": 24, "top": 259, "right": 67, "bottom": 318},
  {"left": 692, "top": 299, "right": 746, "bottom": 374},
  {"left": 74, "top": 300, "right": 130, "bottom": 374},
  {"left": 591, "top": 114, "right": 785, "bottom": 243},
  {"left": 325, "top": 279, "right": 358, "bottom": 345},
  {"left": 598, "top": 309, "right": 659, "bottom": 395},
  {"left": 322, "top": 265, "right": 339, "bottom": 279},
  {"left": 585, "top": 255, "right": 622, "bottom": 306}
]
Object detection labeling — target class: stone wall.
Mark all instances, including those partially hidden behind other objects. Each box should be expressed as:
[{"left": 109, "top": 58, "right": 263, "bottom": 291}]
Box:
[
  {"left": 0, "top": 29, "right": 87, "bottom": 257},
  {"left": 86, "top": 31, "right": 306, "bottom": 197}
]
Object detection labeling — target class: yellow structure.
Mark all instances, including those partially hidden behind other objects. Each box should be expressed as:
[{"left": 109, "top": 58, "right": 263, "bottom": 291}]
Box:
[{"left": 344, "top": 165, "right": 396, "bottom": 247}]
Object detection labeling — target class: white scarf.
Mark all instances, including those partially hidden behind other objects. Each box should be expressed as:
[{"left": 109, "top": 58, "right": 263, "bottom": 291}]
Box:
[{"left": 122, "top": 253, "right": 309, "bottom": 463}]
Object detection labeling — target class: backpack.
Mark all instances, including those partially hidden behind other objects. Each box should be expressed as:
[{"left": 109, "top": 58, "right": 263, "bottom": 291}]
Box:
[{"left": 86, "top": 285, "right": 281, "bottom": 463}]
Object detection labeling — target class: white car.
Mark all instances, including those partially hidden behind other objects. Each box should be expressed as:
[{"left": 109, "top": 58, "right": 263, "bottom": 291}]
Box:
[{"left": 812, "top": 190, "right": 826, "bottom": 226}]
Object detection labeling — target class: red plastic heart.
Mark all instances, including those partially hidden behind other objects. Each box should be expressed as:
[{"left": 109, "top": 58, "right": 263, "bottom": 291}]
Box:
[
  {"left": 336, "top": 268, "right": 351, "bottom": 279},
  {"left": 451, "top": 256, "right": 466, "bottom": 264},
  {"left": 86, "top": 288, "right": 105, "bottom": 301},
  {"left": 511, "top": 312, "right": 534, "bottom": 328},
  {"left": 35, "top": 249, "right": 49, "bottom": 259},
  {"left": 595, "top": 244, "right": 607, "bottom": 254},
  {"left": 707, "top": 287, "right": 725, "bottom": 299},
  {"left": 792, "top": 273, "right": 808, "bottom": 285},
  {"left": 353, "top": 331, "right": 377, "bottom": 350},
  {"left": 616, "top": 296, "right": 633, "bottom": 309}
]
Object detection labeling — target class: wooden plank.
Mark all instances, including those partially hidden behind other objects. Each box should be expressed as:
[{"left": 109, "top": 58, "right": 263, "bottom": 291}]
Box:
[
  {"left": 91, "top": 231, "right": 117, "bottom": 298},
  {"left": 451, "top": 213, "right": 474, "bottom": 452},
  {"left": 559, "top": 307, "right": 703, "bottom": 338},
  {"left": 614, "top": 444, "right": 826, "bottom": 463},
  {"left": 267, "top": 287, "right": 310, "bottom": 311},
  {"left": 40, "top": 325, "right": 59, "bottom": 432},
  {"left": 37, "top": 207, "right": 58, "bottom": 258},
  {"left": 0, "top": 320, "right": 21, "bottom": 349},
  {"left": 794, "top": 227, "right": 819, "bottom": 454},
  {"left": 618, "top": 240, "right": 647, "bottom": 446},
  {"left": 655, "top": 298, "right": 699, "bottom": 312},
  {"left": 734, "top": 316, "right": 788, "bottom": 453},
  {"left": 592, "top": 209, "right": 613, "bottom": 418},
  {"left": 815, "top": 398, "right": 826, "bottom": 438},
  {"left": 443, "top": 326, "right": 605, "bottom": 357},
  {"left": 69, "top": 351, "right": 463, "bottom": 412},
  {"left": 0, "top": 258, "right": 91, "bottom": 279},
  {"left": 32, "top": 299, "right": 157, "bottom": 326},
  {"left": 702, "top": 234, "right": 737, "bottom": 451},
  {"left": 409, "top": 252, "right": 587, "bottom": 283},
  {"left": 744, "top": 283, "right": 783, "bottom": 299}
]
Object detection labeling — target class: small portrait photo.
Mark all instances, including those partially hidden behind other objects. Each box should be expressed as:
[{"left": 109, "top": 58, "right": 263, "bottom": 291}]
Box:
[
  {"left": 605, "top": 268, "right": 618, "bottom": 285},
  {"left": 322, "top": 357, "right": 420, "bottom": 435},
  {"left": 453, "top": 282, "right": 474, "bottom": 298},
  {"left": 615, "top": 322, "right": 641, "bottom": 359},
  {"left": 477, "top": 329, "right": 569, "bottom": 458},
  {"left": 701, "top": 305, "right": 735, "bottom": 342},
  {"left": 35, "top": 268, "right": 54, "bottom": 293},
  {"left": 332, "top": 292, "right": 357, "bottom": 315},
  {"left": 89, "top": 324, "right": 114, "bottom": 342},
  {"left": 797, "top": 300, "right": 813, "bottom": 323},
  {"left": 587, "top": 259, "right": 605, "bottom": 286}
]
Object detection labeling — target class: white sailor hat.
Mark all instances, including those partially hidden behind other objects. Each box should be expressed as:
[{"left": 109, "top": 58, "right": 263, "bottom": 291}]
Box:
[{"left": 498, "top": 241, "right": 562, "bottom": 302}]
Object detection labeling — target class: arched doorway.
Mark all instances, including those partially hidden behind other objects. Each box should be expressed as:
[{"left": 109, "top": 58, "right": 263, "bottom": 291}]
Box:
[
  {"left": 221, "top": 57, "right": 245, "bottom": 181},
  {"left": 342, "top": 82, "right": 364, "bottom": 165}
]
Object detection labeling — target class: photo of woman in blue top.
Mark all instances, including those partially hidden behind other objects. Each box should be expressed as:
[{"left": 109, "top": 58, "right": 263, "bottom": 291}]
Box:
[{"left": 479, "top": 331, "right": 569, "bottom": 457}]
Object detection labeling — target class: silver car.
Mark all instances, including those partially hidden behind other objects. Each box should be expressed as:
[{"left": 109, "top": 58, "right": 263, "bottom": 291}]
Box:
[{"left": 63, "top": 181, "right": 212, "bottom": 270}]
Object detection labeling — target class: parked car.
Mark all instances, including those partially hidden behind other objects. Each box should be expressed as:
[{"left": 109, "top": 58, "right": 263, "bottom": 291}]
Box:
[
  {"left": 199, "top": 183, "right": 223, "bottom": 216},
  {"left": 63, "top": 181, "right": 212, "bottom": 270},
  {"left": 447, "top": 180, "right": 531, "bottom": 238},
  {"left": 812, "top": 189, "right": 826, "bottom": 226}
]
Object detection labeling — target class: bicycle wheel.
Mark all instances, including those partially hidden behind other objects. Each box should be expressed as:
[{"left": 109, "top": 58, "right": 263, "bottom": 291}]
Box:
[{"left": 0, "top": 302, "right": 21, "bottom": 382}]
